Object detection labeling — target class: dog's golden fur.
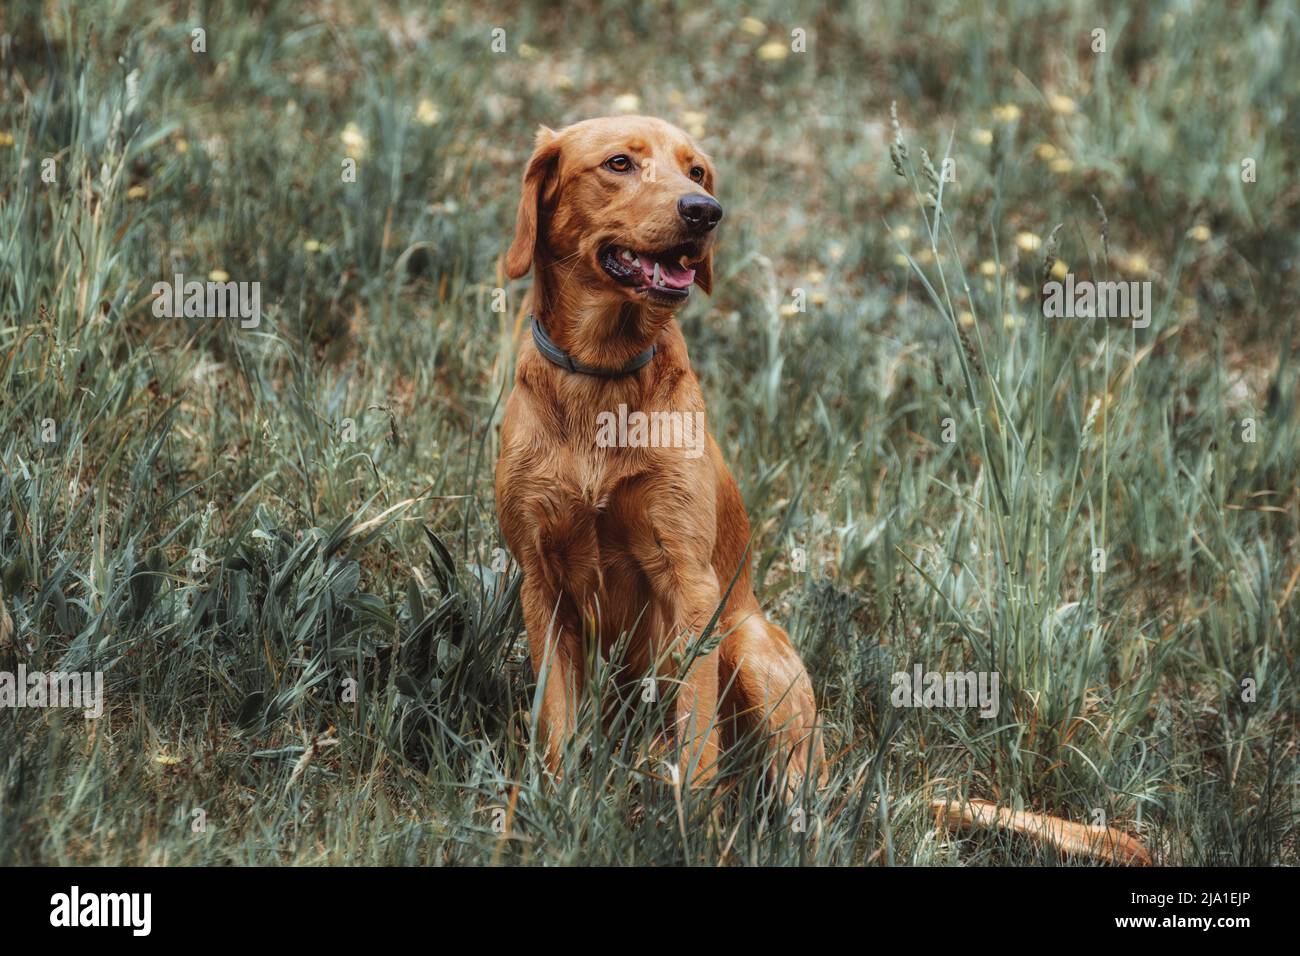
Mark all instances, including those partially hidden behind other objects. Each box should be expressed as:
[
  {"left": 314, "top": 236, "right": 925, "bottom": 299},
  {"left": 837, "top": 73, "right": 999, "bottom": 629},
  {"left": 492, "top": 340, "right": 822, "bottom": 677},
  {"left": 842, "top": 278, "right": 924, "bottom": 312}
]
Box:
[
  {"left": 932, "top": 799, "right": 1151, "bottom": 865},
  {"left": 495, "top": 116, "right": 825, "bottom": 789}
]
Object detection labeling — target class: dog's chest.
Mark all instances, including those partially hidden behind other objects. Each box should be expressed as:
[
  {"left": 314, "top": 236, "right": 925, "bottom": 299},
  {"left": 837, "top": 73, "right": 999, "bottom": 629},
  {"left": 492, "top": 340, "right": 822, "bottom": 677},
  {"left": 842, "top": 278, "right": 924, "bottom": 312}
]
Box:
[{"left": 565, "top": 439, "right": 653, "bottom": 515}]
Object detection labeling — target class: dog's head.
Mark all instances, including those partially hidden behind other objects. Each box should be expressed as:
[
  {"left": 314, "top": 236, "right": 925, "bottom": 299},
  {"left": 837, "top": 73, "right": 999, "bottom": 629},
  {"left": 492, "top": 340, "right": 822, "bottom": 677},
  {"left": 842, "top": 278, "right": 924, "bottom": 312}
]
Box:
[{"left": 506, "top": 115, "right": 720, "bottom": 310}]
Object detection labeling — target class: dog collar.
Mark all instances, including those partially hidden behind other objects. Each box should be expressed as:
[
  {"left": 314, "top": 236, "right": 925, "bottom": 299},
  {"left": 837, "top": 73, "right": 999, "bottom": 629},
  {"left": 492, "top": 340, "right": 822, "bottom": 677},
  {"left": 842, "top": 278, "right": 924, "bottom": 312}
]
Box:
[{"left": 529, "top": 315, "right": 657, "bottom": 378}]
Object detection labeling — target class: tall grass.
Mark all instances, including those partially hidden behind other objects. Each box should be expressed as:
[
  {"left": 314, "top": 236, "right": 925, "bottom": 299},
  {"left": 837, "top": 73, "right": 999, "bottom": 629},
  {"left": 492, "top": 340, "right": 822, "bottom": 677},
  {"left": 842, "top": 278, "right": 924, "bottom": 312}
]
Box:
[{"left": 0, "top": 0, "right": 1295, "bottom": 865}]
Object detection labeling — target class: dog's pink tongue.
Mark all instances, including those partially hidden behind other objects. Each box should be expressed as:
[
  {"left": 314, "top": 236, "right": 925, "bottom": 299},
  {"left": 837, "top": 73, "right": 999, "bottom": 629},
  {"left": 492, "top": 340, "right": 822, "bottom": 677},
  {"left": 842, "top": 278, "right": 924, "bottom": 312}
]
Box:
[{"left": 641, "top": 256, "right": 696, "bottom": 289}]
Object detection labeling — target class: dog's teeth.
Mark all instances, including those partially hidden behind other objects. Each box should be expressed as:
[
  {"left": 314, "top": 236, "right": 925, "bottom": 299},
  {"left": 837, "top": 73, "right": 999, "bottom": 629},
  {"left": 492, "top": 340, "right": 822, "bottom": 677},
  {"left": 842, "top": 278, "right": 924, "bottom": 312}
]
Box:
[
  {"left": 620, "top": 248, "right": 635, "bottom": 263},
  {"left": 653, "top": 262, "right": 661, "bottom": 285}
]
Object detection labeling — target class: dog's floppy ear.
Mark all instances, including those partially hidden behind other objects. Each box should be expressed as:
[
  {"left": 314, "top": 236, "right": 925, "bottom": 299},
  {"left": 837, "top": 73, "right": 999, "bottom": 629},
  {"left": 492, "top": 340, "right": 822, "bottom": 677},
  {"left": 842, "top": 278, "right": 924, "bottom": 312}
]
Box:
[
  {"left": 694, "top": 163, "right": 718, "bottom": 294},
  {"left": 693, "top": 248, "right": 714, "bottom": 294},
  {"left": 506, "top": 126, "right": 561, "bottom": 279}
]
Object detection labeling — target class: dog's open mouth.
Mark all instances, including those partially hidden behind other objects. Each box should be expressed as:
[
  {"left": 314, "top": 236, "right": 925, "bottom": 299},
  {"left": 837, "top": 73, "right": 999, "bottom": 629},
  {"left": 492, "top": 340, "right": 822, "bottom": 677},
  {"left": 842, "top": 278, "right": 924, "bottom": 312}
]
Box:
[{"left": 600, "top": 243, "right": 700, "bottom": 300}]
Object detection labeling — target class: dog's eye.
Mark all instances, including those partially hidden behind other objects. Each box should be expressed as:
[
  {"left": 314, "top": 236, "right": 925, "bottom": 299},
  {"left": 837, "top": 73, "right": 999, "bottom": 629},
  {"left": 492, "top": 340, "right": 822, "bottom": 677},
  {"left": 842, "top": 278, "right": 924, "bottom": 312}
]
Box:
[
  {"left": 603, "top": 154, "right": 635, "bottom": 173},
  {"left": 689, "top": 165, "right": 706, "bottom": 183}
]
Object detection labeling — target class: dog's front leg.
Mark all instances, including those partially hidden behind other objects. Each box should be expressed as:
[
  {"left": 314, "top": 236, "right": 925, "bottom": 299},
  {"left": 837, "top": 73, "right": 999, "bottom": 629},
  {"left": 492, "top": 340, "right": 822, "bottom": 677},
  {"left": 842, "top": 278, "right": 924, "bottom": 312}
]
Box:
[
  {"left": 520, "top": 579, "right": 583, "bottom": 776},
  {"left": 662, "top": 565, "right": 724, "bottom": 788}
]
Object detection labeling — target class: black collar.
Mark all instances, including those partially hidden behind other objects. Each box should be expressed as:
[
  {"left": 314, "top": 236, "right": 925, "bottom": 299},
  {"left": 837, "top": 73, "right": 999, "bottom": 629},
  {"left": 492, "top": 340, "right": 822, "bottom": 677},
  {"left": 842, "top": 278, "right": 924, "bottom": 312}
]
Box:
[{"left": 530, "top": 315, "right": 657, "bottom": 378}]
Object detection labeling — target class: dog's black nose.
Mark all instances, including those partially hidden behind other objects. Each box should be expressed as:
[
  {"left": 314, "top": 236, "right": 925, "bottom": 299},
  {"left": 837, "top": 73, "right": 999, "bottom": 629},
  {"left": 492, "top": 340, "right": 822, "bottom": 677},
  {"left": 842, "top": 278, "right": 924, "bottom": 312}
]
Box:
[{"left": 678, "top": 193, "right": 723, "bottom": 232}]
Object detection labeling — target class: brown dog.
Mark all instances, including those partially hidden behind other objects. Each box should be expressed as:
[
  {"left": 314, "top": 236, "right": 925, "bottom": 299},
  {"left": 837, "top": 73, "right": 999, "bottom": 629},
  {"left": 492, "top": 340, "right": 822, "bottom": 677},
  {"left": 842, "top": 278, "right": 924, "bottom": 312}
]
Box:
[{"left": 496, "top": 115, "right": 824, "bottom": 792}]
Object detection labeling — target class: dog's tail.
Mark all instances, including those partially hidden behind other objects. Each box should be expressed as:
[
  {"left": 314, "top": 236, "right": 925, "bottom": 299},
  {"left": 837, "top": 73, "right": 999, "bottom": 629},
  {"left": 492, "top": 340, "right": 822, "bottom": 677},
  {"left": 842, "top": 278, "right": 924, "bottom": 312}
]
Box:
[{"left": 932, "top": 798, "right": 1151, "bottom": 866}]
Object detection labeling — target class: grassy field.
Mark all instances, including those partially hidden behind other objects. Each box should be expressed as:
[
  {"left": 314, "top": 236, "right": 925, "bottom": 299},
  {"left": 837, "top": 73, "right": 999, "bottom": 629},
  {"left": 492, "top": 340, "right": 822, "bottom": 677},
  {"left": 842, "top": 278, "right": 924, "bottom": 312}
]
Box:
[{"left": 1, "top": 0, "right": 1296, "bottom": 866}]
